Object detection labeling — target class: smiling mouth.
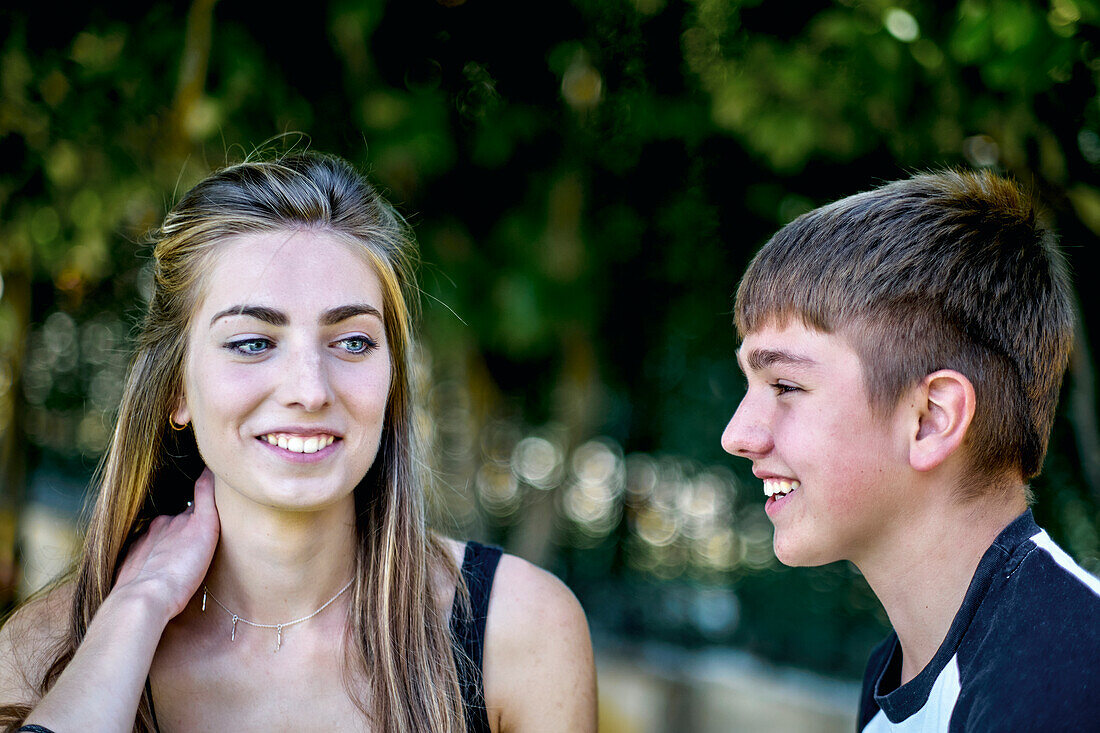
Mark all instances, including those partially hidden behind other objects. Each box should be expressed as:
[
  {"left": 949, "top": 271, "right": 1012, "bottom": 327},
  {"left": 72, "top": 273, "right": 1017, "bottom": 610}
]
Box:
[
  {"left": 763, "top": 479, "right": 801, "bottom": 499},
  {"left": 259, "top": 433, "right": 338, "bottom": 454}
]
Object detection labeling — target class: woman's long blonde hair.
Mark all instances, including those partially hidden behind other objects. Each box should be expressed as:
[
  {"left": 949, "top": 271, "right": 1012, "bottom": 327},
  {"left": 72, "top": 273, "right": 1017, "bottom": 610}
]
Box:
[{"left": 4, "top": 153, "right": 466, "bottom": 732}]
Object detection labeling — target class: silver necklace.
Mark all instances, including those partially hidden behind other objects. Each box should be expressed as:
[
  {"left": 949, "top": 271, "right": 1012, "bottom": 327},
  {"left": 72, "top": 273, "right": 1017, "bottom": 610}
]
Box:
[{"left": 201, "top": 579, "right": 354, "bottom": 652}]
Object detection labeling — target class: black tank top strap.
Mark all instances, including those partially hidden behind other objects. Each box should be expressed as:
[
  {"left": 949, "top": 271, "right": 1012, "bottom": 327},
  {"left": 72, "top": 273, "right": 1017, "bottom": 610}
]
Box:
[{"left": 450, "top": 540, "right": 504, "bottom": 733}]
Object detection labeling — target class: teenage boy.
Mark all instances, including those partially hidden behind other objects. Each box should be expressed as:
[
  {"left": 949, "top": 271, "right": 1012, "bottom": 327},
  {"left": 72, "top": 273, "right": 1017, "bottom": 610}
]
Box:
[{"left": 721, "top": 170, "right": 1100, "bottom": 731}]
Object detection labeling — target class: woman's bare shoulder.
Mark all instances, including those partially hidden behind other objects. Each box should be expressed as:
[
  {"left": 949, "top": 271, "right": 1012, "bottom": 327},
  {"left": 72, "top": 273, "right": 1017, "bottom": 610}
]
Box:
[
  {"left": 439, "top": 536, "right": 467, "bottom": 568},
  {"left": 0, "top": 582, "right": 75, "bottom": 704},
  {"left": 429, "top": 536, "right": 468, "bottom": 619},
  {"left": 482, "top": 554, "right": 597, "bottom": 733},
  {"left": 485, "top": 553, "right": 587, "bottom": 630}
]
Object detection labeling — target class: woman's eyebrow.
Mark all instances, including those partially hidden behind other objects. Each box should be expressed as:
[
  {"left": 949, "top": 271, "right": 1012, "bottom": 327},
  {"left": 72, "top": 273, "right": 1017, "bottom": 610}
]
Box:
[
  {"left": 321, "top": 304, "right": 382, "bottom": 326},
  {"left": 209, "top": 303, "right": 382, "bottom": 327},
  {"left": 210, "top": 305, "right": 286, "bottom": 326}
]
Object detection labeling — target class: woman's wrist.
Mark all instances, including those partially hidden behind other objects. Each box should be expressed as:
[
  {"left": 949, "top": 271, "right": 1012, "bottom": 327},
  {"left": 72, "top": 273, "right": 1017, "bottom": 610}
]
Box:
[
  {"left": 24, "top": 584, "right": 172, "bottom": 733},
  {"left": 99, "top": 580, "right": 179, "bottom": 633}
]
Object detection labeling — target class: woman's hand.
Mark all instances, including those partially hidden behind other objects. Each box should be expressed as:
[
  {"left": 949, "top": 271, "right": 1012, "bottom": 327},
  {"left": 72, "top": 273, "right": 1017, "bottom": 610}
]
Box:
[
  {"left": 9, "top": 470, "right": 221, "bottom": 733},
  {"left": 114, "top": 468, "right": 221, "bottom": 621}
]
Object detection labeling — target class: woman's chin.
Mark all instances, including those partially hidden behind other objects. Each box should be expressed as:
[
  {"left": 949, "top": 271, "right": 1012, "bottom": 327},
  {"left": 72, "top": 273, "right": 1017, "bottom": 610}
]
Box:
[{"left": 212, "top": 478, "right": 357, "bottom": 518}]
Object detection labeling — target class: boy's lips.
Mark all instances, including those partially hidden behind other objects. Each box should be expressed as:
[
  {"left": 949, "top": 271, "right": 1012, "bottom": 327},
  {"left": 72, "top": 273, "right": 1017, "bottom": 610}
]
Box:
[
  {"left": 763, "top": 478, "right": 801, "bottom": 499},
  {"left": 753, "top": 469, "right": 801, "bottom": 500}
]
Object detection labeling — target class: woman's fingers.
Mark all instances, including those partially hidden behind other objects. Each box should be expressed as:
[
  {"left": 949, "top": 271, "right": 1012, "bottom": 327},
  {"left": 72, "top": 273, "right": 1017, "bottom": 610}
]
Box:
[
  {"left": 192, "top": 467, "right": 215, "bottom": 514},
  {"left": 113, "top": 468, "right": 220, "bottom": 617},
  {"left": 188, "top": 467, "right": 220, "bottom": 556},
  {"left": 187, "top": 467, "right": 220, "bottom": 565}
]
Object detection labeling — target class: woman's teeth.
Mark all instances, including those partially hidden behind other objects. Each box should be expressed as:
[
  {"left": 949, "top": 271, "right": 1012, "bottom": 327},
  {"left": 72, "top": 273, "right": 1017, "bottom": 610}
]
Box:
[
  {"left": 261, "top": 434, "right": 337, "bottom": 454},
  {"left": 764, "top": 479, "right": 801, "bottom": 498}
]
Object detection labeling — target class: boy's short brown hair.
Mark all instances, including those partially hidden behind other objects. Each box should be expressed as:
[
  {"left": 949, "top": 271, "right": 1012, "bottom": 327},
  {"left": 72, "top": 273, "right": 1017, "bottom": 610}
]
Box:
[{"left": 735, "top": 170, "right": 1074, "bottom": 488}]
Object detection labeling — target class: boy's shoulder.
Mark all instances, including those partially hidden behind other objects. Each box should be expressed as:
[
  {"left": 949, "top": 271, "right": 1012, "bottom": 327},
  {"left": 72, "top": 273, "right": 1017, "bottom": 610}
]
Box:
[
  {"left": 953, "top": 518, "right": 1100, "bottom": 729},
  {"left": 971, "top": 512, "right": 1100, "bottom": 650},
  {"left": 859, "top": 512, "right": 1100, "bottom": 731}
]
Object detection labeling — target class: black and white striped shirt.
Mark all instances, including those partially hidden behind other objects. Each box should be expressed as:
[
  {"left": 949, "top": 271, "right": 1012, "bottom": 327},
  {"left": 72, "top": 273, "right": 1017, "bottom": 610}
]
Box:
[{"left": 859, "top": 509, "right": 1100, "bottom": 732}]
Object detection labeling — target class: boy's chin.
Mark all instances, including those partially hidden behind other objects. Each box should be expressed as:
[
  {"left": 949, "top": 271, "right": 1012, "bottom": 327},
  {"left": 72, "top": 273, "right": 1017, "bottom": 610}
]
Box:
[{"left": 772, "top": 538, "right": 840, "bottom": 567}]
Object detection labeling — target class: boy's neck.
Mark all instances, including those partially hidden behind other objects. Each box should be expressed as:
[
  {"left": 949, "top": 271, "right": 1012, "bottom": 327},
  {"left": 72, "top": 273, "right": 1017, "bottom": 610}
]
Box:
[{"left": 858, "top": 485, "right": 1028, "bottom": 686}]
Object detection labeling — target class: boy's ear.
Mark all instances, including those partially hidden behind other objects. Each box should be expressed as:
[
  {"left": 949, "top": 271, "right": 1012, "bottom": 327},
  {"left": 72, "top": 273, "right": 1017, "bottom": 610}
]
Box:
[{"left": 908, "top": 370, "right": 976, "bottom": 472}]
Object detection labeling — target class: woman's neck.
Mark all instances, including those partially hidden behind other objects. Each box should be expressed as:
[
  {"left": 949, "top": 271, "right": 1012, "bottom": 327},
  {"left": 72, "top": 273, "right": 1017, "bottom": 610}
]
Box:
[{"left": 202, "top": 481, "right": 358, "bottom": 622}]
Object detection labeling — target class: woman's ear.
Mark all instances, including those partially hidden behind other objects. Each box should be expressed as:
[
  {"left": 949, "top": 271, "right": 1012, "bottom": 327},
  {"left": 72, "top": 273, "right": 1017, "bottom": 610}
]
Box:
[
  {"left": 909, "top": 370, "right": 976, "bottom": 472},
  {"left": 172, "top": 394, "right": 191, "bottom": 427}
]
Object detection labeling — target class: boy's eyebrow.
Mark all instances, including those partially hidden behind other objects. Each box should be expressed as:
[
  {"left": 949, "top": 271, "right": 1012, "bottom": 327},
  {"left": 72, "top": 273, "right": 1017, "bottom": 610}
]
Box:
[
  {"left": 210, "top": 303, "right": 382, "bottom": 327},
  {"left": 739, "top": 347, "right": 819, "bottom": 373}
]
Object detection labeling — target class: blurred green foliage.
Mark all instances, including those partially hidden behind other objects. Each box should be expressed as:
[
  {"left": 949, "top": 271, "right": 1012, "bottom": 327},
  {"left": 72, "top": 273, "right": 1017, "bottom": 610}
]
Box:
[{"left": 1, "top": 0, "right": 1098, "bottom": 678}]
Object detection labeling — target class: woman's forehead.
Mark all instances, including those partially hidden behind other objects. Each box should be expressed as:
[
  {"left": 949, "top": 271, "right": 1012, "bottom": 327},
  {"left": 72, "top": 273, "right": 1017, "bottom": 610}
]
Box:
[{"left": 194, "top": 230, "right": 386, "bottom": 319}]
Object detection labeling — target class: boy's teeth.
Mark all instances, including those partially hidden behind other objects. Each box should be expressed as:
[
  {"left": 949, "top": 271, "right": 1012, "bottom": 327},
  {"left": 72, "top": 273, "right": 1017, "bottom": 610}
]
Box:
[
  {"left": 262, "top": 434, "right": 336, "bottom": 453},
  {"left": 763, "top": 479, "right": 801, "bottom": 498}
]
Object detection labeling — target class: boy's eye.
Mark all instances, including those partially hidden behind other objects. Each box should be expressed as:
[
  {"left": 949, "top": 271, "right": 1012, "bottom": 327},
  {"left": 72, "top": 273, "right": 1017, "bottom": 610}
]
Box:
[
  {"left": 336, "top": 335, "right": 378, "bottom": 354},
  {"left": 225, "top": 337, "right": 273, "bottom": 356},
  {"left": 771, "top": 382, "right": 801, "bottom": 395}
]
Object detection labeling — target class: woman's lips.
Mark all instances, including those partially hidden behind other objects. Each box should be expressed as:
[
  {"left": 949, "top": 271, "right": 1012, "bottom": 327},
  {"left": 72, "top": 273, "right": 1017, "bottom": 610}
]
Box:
[{"left": 258, "top": 432, "right": 338, "bottom": 454}]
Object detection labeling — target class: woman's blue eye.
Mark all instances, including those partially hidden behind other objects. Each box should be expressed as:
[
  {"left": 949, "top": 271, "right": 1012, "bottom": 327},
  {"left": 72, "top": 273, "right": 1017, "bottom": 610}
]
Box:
[
  {"left": 338, "top": 336, "right": 377, "bottom": 354},
  {"left": 225, "top": 338, "right": 272, "bottom": 355}
]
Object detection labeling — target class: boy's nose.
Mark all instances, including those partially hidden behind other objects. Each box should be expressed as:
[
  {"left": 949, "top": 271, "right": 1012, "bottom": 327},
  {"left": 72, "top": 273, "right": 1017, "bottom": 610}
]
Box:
[{"left": 721, "top": 399, "right": 772, "bottom": 459}]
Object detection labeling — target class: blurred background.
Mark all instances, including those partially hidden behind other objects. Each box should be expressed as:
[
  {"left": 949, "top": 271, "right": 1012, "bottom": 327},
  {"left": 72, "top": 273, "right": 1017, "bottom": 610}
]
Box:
[{"left": 2, "top": 1, "right": 1099, "bottom": 730}]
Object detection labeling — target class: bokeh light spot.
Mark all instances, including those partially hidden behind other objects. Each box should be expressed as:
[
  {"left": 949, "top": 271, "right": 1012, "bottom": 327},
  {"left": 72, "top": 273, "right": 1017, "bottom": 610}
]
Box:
[
  {"left": 512, "top": 435, "right": 564, "bottom": 489},
  {"left": 476, "top": 462, "right": 522, "bottom": 517},
  {"left": 562, "top": 54, "right": 603, "bottom": 111},
  {"left": 884, "top": 8, "right": 920, "bottom": 43},
  {"left": 963, "top": 134, "right": 1000, "bottom": 167},
  {"left": 1078, "top": 130, "right": 1100, "bottom": 164},
  {"left": 30, "top": 208, "right": 61, "bottom": 245},
  {"left": 1049, "top": 0, "right": 1081, "bottom": 27},
  {"left": 911, "top": 39, "right": 944, "bottom": 69},
  {"left": 71, "top": 189, "right": 102, "bottom": 230}
]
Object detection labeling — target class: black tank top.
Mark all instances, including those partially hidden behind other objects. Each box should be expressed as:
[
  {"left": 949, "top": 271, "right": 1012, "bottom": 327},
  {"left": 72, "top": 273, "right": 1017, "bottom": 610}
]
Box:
[
  {"left": 145, "top": 541, "right": 503, "bottom": 732},
  {"left": 450, "top": 541, "right": 503, "bottom": 733}
]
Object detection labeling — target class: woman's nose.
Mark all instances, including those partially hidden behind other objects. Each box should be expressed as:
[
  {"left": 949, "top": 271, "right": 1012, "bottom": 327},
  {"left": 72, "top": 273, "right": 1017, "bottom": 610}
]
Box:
[
  {"left": 279, "top": 346, "right": 333, "bottom": 412},
  {"left": 721, "top": 394, "right": 773, "bottom": 459}
]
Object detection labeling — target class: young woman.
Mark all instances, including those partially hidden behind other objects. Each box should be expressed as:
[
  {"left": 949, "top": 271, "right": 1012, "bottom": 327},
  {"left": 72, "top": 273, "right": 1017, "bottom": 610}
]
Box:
[{"left": 0, "top": 153, "right": 597, "bottom": 732}]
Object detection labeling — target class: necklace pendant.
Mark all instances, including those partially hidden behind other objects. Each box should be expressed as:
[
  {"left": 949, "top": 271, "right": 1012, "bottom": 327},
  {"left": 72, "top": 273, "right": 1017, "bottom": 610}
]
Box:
[{"left": 203, "top": 578, "right": 353, "bottom": 654}]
